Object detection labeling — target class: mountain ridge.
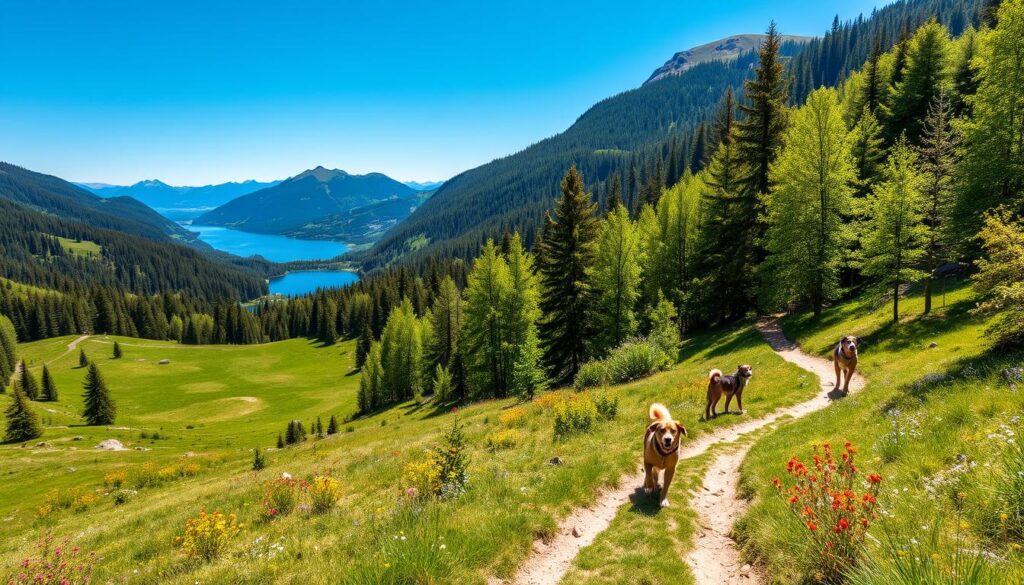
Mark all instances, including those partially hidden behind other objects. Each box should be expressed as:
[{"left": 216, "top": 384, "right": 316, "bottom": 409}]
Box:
[{"left": 645, "top": 34, "right": 812, "bottom": 85}]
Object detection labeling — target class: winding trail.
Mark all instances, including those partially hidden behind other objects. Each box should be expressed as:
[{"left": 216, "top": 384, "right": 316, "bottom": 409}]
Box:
[{"left": 502, "top": 318, "right": 864, "bottom": 585}]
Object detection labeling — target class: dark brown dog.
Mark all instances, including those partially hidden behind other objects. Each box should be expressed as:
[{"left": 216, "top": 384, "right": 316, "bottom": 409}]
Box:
[
  {"left": 643, "top": 403, "right": 687, "bottom": 508},
  {"left": 833, "top": 336, "right": 860, "bottom": 393},
  {"left": 705, "top": 366, "right": 753, "bottom": 420}
]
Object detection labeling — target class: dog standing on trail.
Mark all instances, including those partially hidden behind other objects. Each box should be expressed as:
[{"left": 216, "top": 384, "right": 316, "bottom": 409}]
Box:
[
  {"left": 643, "top": 403, "right": 687, "bottom": 508},
  {"left": 833, "top": 336, "right": 860, "bottom": 393},
  {"left": 705, "top": 366, "right": 753, "bottom": 420}
]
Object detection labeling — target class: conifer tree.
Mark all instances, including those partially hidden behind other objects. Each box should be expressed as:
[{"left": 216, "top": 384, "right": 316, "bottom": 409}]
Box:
[
  {"left": 355, "top": 317, "right": 372, "bottom": 368},
  {"left": 357, "top": 341, "right": 383, "bottom": 413},
  {"left": 379, "top": 299, "right": 423, "bottom": 404},
  {"left": 276, "top": 433, "right": 285, "bottom": 449},
  {"left": 503, "top": 233, "right": 544, "bottom": 398},
  {"left": 4, "top": 382, "right": 42, "bottom": 443},
  {"left": 432, "top": 364, "right": 454, "bottom": 402},
  {"left": 860, "top": 36, "right": 885, "bottom": 115},
  {"left": 536, "top": 166, "right": 600, "bottom": 384},
  {"left": 916, "top": 90, "right": 959, "bottom": 314},
  {"left": 81, "top": 362, "right": 116, "bottom": 425},
  {"left": 112, "top": 341, "right": 122, "bottom": 359},
  {"left": 862, "top": 140, "right": 927, "bottom": 324},
  {"left": 605, "top": 172, "right": 624, "bottom": 215},
  {"left": 19, "top": 361, "right": 39, "bottom": 401},
  {"left": 654, "top": 173, "right": 702, "bottom": 332},
  {"left": 78, "top": 348, "right": 88, "bottom": 368},
  {"left": 592, "top": 203, "right": 644, "bottom": 353},
  {"left": 427, "top": 277, "right": 463, "bottom": 373},
  {"left": 314, "top": 416, "right": 324, "bottom": 438},
  {"left": 882, "top": 20, "right": 952, "bottom": 145},
  {"left": 0, "top": 315, "right": 17, "bottom": 392},
  {"left": 762, "top": 88, "right": 856, "bottom": 314},
  {"left": 327, "top": 415, "right": 338, "bottom": 435},
  {"left": 850, "top": 108, "right": 886, "bottom": 198},
  {"left": 737, "top": 22, "right": 790, "bottom": 199},
  {"left": 951, "top": 27, "right": 980, "bottom": 117},
  {"left": 252, "top": 447, "right": 266, "bottom": 471},
  {"left": 40, "top": 365, "right": 58, "bottom": 402},
  {"left": 462, "top": 240, "right": 511, "bottom": 397}
]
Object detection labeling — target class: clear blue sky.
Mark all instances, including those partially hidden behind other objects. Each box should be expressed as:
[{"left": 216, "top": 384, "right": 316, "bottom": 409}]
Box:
[{"left": 0, "top": 0, "right": 886, "bottom": 186}]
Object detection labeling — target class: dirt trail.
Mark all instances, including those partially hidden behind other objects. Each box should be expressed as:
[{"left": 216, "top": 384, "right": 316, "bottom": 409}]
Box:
[{"left": 503, "top": 318, "right": 863, "bottom": 585}]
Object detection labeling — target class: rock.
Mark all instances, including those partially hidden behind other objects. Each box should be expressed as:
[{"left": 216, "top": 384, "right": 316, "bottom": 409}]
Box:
[
  {"left": 66, "top": 467, "right": 76, "bottom": 473},
  {"left": 72, "top": 436, "right": 84, "bottom": 441},
  {"left": 548, "top": 457, "right": 564, "bottom": 466},
  {"left": 741, "top": 563, "right": 751, "bottom": 573},
  {"left": 158, "top": 358, "right": 171, "bottom": 365},
  {"left": 35, "top": 441, "right": 48, "bottom": 448},
  {"left": 96, "top": 439, "right": 127, "bottom": 451},
  {"left": 929, "top": 342, "right": 939, "bottom": 348},
  {"left": 281, "top": 472, "right": 293, "bottom": 480},
  {"left": 183, "top": 451, "right": 196, "bottom": 457},
  {"left": 571, "top": 526, "right": 582, "bottom": 538}
]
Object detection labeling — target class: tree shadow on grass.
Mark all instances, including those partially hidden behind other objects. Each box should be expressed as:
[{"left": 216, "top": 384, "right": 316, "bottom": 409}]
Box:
[{"left": 700, "top": 323, "right": 766, "bottom": 361}]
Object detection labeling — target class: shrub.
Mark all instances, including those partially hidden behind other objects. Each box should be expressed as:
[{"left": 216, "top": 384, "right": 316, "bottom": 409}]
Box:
[
  {"left": 10, "top": 533, "right": 96, "bottom": 584},
  {"left": 263, "top": 477, "right": 302, "bottom": 519},
  {"left": 485, "top": 428, "right": 523, "bottom": 450},
  {"left": 553, "top": 394, "right": 597, "bottom": 438},
  {"left": 533, "top": 392, "right": 567, "bottom": 411},
  {"left": 103, "top": 469, "right": 127, "bottom": 489},
  {"left": 72, "top": 493, "right": 97, "bottom": 512},
  {"left": 774, "top": 441, "right": 882, "bottom": 582},
  {"left": 604, "top": 339, "right": 670, "bottom": 384},
  {"left": 592, "top": 390, "right": 619, "bottom": 421},
  {"left": 498, "top": 406, "right": 528, "bottom": 428},
  {"left": 42, "top": 488, "right": 84, "bottom": 511},
  {"left": 252, "top": 447, "right": 266, "bottom": 471},
  {"left": 573, "top": 360, "right": 609, "bottom": 390},
  {"left": 308, "top": 474, "right": 341, "bottom": 514},
  {"left": 402, "top": 453, "right": 442, "bottom": 502},
  {"left": 111, "top": 488, "right": 137, "bottom": 505},
  {"left": 434, "top": 413, "right": 469, "bottom": 500},
  {"left": 176, "top": 509, "right": 241, "bottom": 561}
]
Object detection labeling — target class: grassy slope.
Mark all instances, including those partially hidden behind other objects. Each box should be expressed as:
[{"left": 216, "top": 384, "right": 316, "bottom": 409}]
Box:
[
  {"left": 1, "top": 322, "right": 811, "bottom": 584},
  {"left": 736, "top": 282, "right": 1024, "bottom": 582}
]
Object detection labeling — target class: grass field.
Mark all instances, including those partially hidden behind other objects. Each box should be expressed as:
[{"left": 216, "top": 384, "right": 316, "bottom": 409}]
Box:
[
  {"left": 55, "top": 236, "right": 102, "bottom": 258},
  {"left": 1, "top": 321, "right": 813, "bottom": 584},
  {"left": 736, "top": 282, "right": 1024, "bottom": 583}
]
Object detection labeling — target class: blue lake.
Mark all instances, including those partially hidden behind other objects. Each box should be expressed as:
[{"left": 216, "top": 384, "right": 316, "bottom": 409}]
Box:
[
  {"left": 188, "top": 224, "right": 350, "bottom": 263},
  {"left": 269, "top": 270, "right": 361, "bottom": 296},
  {"left": 186, "top": 224, "right": 360, "bottom": 296}
]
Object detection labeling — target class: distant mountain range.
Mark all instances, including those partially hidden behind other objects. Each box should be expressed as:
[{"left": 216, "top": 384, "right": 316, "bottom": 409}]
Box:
[
  {"left": 403, "top": 180, "right": 445, "bottom": 191},
  {"left": 78, "top": 179, "right": 280, "bottom": 220},
  {"left": 645, "top": 34, "right": 811, "bottom": 85},
  {"left": 195, "top": 167, "right": 430, "bottom": 244}
]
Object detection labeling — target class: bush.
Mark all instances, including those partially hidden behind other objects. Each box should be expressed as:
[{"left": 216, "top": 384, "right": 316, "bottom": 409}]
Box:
[
  {"left": 308, "top": 474, "right": 341, "bottom": 514},
  {"left": 402, "top": 453, "right": 442, "bottom": 502},
  {"left": 111, "top": 488, "right": 137, "bottom": 505},
  {"left": 402, "top": 413, "right": 470, "bottom": 501},
  {"left": 498, "top": 406, "right": 528, "bottom": 428},
  {"left": 104, "top": 469, "right": 127, "bottom": 489},
  {"left": 592, "top": 390, "right": 619, "bottom": 421},
  {"left": 10, "top": 533, "right": 96, "bottom": 584},
  {"left": 553, "top": 394, "right": 597, "bottom": 438},
  {"left": 773, "top": 441, "right": 882, "bottom": 582},
  {"left": 263, "top": 476, "right": 302, "bottom": 519},
  {"left": 176, "top": 509, "right": 240, "bottom": 561},
  {"left": 574, "top": 361, "right": 609, "bottom": 390},
  {"left": 604, "top": 339, "right": 670, "bottom": 384},
  {"left": 485, "top": 428, "right": 523, "bottom": 450}
]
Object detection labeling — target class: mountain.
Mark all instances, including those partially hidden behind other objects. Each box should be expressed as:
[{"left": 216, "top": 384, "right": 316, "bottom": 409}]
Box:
[
  {"left": 404, "top": 180, "right": 445, "bottom": 191},
  {"left": 195, "top": 167, "right": 420, "bottom": 241},
  {"left": 283, "top": 190, "right": 433, "bottom": 244},
  {"left": 645, "top": 34, "right": 811, "bottom": 84},
  {"left": 1, "top": 162, "right": 200, "bottom": 245},
  {"left": 79, "top": 178, "right": 280, "bottom": 220}
]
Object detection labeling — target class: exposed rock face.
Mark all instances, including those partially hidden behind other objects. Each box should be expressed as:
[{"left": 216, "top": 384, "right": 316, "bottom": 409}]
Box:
[
  {"left": 645, "top": 34, "right": 811, "bottom": 85},
  {"left": 96, "top": 439, "right": 127, "bottom": 451}
]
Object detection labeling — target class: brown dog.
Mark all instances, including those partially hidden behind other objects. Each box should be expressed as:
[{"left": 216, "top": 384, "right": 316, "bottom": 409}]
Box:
[
  {"left": 643, "top": 403, "right": 687, "bottom": 508},
  {"left": 705, "top": 366, "right": 753, "bottom": 420},
  {"left": 833, "top": 336, "right": 860, "bottom": 393}
]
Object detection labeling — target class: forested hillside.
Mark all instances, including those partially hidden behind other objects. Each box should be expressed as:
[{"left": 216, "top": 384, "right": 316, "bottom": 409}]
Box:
[{"left": 354, "top": 0, "right": 986, "bottom": 271}]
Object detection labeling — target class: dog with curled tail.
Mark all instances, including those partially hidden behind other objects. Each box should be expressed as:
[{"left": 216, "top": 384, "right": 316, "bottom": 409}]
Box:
[
  {"left": 643, "top": 403, "right": 687, "bottom": 508},
  {"left": 705, "top": 365, "right": 753, "bottom": 420}
]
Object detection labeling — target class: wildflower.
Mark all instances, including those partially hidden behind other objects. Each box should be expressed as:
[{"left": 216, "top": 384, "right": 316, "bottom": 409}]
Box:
[
  {"left": 867, "top": 473, "right": 882, "bottom": 484},
  {"left": 931, "top": 553, "right": 941, "bottom": 561},
  {"left": 807, "top": 521, "right": 818, "bottom": 532},
  {"left": 1001, "top": 513, "right": 1009, "bottom": 522},
  {"left": 834, "top": 518, "right": 850, "bottom": 533}
]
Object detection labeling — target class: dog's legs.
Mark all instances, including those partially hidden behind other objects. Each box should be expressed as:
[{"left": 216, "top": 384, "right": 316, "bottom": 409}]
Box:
[
  {"left": 723, "top": 393, "right": 733, "bottom": 414},
  {"left": 736, "top": 390, "right": 744, "bottom": 414},
  {"left": 709, "top": 395, "right": 719, "bottom": 419},
  {"left": 643, "top": 461, "right": 655, "bottom": 494},
  {"left": 660, "top": 465, "right": 676, "bottom": 508},
  {"left": 834, "top": 361, "right": 841, "bottom": 388},
  {"left": 844, "top": 368, "right": 854, "bottom": 393}
]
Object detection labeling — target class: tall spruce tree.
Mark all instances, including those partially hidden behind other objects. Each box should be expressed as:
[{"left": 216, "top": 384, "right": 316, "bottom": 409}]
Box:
[
  {"left": 536, "top": 165, "right": 600, "bottom": 384},
  {"left": 355, "top": 317, "right": 372, "bottom": 368},
  {"left": 882, "top": 20, "right": 952, "bottom": 145},
  {"left": 850, "top": 107, "right": 886, "bottom": 198},
  {"left": 592, "top": 203, "right": 644, "bottom": 353},
  {"left": 0, "top": 315, "right": 17, "bottom": 392},
  {"left": 605, "top": 172, "right": 624, "bottom": 215},
  {"left": 462, "top": 240, "right": 511, "bottom": 397},
  {"left": 357, "top": 341, "right": 384, "bottom": 413},
  {"left": 916, "top": 90, "right": 959, "bottom": 314},
  {"left": 379, "top": 299, "right": 423, "bottom": 404},
  {"left": 19, "top": 361, "right": 39, "bottom": 401},
  {"left": 761, "top": 87, "right": 856, "bottom": 314},
  {"left": 503, "top": 233, "right": 545, "bottom": 398},
  {"left": 81, "top": 362, "right": 116, "bottom": 425},
  {"left": 4, "top": 382, "right": 42, "bottom": 443},
  {"left": 78, "top": 348, "right": 88, "bottom": 368},
  {"left": 40, "top": 365, "right": 58, "bottom": 402},
  {"left": 327, "top": 415, "right": 338, "bottom": 435},
  {"left": 862, "top": 140, "right": 927, "bottom": 324},
  {"left": 112, "top": 341, "right": 122, "bottom": 359}
]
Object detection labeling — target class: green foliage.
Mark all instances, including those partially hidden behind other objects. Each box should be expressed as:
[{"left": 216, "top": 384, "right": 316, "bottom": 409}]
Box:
[
  {"left": 19, "top": 360, "right": 40, "bottom": 401},
  {"left": 916, "top": 90, "right": 959, "bottom": 313},
  {"left": 0, "top": 314, "right": 16, "bottom": 391},
  {"left": 604, "top": 339, "right": 671, "bottom": 384},
  {"left": 862, "top": 140, "right": 928, "bottom": 323},
  {"left": 79, "top": 349, "right": 88, "bottom": 368},
  {"left": 326, "top": 415, "right": 338, "bottom": 435},
  {"left": 647, "top": 293, "right": 681, "bottom": 360},
  {"left": 81, "top": 362, "right": 115, "bottom": 426},
  {"left": 379, "top": 298, "right": 424, "bottom": 404},
  {"left": 357, "top": 341, "right": 384, "bottom": 413},
  {"left": 427, "top": 276, "right": 463, "bottom": 388},
  {"left": 737, "top": 21, "right": 791, "bottom": 198},
  {"left": 553, "top": 394, "right": 598, "bottom": 439},
  {"left": 882, "top": 19, "right": 952, "bottom": 144},
  {"left": 112, "top": 341, "right": 122, "bottom": 359},
  {"left": 40, "top": 365, "right": 58, "bottom": 401},
  {"left": 4, "top": 382, "right": 42, "bottom": 443},
  {"left": 434, "top": 413, "right": 469, "bottom": 499},
  {"left": 573, "top": 361, "right": 609, "bottom": 391},
  {"left": 252, "top": 448, "right": 266, "bottom": 471},
  {"left": 761, "top": 87, "right": 856, "bottom": 314},
  {"left": 431, "top": 364, "right": 454, "bottom": 403},
  {"left": 592, "top": 390, "right": 620, "bottom": 421},
  {"left": 355, "top": 319, "right": 371, "bottom": 368},
  {"left": 972, "top": 208, "right": 1024, "bottom": 346},
  {"left": 591, "top": 204, "right": 644, "bottom": 354},
  {"left": 284, "top": 420, "right": 306, "bottom": 445},
  {"left": 651, "top": 173, "right": 702, "bottom": 331},
  {"left": 536, "top": 166, "right": 600, "bottom": 385}
]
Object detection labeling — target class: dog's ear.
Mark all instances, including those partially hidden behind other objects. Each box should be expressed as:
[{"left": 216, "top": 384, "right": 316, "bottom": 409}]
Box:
[
  {"left": 647, "top": 421, "right": 661, "bottom": 434},
  {"left": 854, "top": 336, "right": 862, "bottom": 347},
  {"left": 676, "top": 422, "right": 688, "bottom": 437}
]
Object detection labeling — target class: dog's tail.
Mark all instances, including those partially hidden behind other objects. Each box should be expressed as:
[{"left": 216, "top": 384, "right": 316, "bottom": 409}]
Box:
[
  {"left": 709, "top": 368, "right": 722, "bottom": 383},
  {"left": 649, "top": 403, "right": 671, "bottom": 422}
]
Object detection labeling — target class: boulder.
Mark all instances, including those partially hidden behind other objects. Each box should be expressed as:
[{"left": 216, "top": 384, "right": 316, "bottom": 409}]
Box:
[
  {"left": 96, "top": 439, "right": 127, "bottom": 451},
  {"left": 158, "top": 358, "right": 171, "bottom": 365}
]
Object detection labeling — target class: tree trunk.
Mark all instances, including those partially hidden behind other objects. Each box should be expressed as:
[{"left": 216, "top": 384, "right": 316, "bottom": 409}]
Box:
[
  {"left": 923, "top": 274, "right": 933, "bottom": 315},
  {"left": 893, "top": 283, "right": 900, "bottom": 324}
]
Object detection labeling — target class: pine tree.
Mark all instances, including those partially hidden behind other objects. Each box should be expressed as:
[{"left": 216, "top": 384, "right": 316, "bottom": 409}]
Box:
[
  {"left": 951, "top": 27, "right": 980, "bottom": 117},
  {"left": 737, "top": 22, "right": 790, "bottom": 199},
  {"left": 462, "top": 240, "right": 511, "bottom": 397},
  {"left": 357, "top": 342, "right": 384, "bottom": 413},
  {"left": 536, "top": 165, "right": 600, "bottom": 384},
  {"left": 860, "top": 35, "right": 884, "bottom": 115},
  {"left": 0, "top": 314, "right": 17, "bottom": 392},
  {"left": 761, "top": 87, "right": 856, "bottom": 314},
  {"left": 427, "top": 277, "right": 463, "bottom": 372},
  {"left": 327, "top": 415, "right": 338, "bottom": 435},
  {"left": 862, "top": 140, "right": 927, "bottom": 324},
  {"left": 252, "top": 447, "right": 266, "bottom": 471},
  {"left": 882, "top": 20, "right": 952, "bottom": 145},
  {"left": 850, "top": 107, "right": 886, "bottom": 198},
  {"left": 112, "top": 341, "right": 122, "bottom": 359},
  {"left": 355, "top": 317, "right": 372, "bottom": 368},
  {"left": 4, "top": 382, "right": 42, "bottom": 443},
  {"left": 379, "top": 299, "right": 423, "bottom": 404},
  {"left": 19, "top": 361, "right": 40, "bottom": 401},
  {"left": 40, "top": 365, "right": 58, "bottom": 402},
  {"left": 503, "top": 234, "right": 544, "bottom": 399},
  {"left": 916, "top": 90, "right": 959, "bottom": 314},
  {"left": 592, "top": 204, "right": 644, "bottom": 353},
  {"left": 276, "top": 433, "right": 285, "bottom": 449},
  {"left": 605, "top": 172, "right": 623, "bottom": 214},
  {"left": 81, "top": 362, "right": 116, "bottom": 425},
  {"left": 315, "top": 416, "right": 324, "bottom": 438},
  {"left": 78, "top": 348, "right": 88, "bottom": 368}
]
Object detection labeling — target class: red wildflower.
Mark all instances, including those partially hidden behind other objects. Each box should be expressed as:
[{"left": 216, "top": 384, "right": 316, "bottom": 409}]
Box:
[
  {"left": 807, "top": 521, "right": 818, "bottom": 532},
  {"left": 867, "top": 473, "right": 882, "bottom": 484},
  {"left": 834, "top": 518, "right": 850, "bottom": 533}
]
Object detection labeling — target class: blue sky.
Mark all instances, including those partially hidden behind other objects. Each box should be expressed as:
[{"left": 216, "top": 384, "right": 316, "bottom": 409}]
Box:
[{"left": 1, "top": 0, "right": 886, "bottom": 186}]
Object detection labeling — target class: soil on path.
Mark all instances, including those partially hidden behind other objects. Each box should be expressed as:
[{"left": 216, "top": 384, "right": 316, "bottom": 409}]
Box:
[{"left": 500, "top": 318, "right": 863, "bottom": 585}]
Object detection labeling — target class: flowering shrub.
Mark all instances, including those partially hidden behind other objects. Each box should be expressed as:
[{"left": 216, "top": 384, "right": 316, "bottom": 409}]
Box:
[
  {"left": 498, "top": 406, "right": 529, "bottom": 428},
  {"left": 553, "top": 393, "right": 597, "bottom": 438},
  {"left": 263, "top": 476, "right": 303, "bottom": 519},
  {"left": 71, "top": 493, "right": 97, "bottom": 513},
  {"left": 402, "top": 414, "right": 469, "bottom": 501},
  {"left": 175, "top": 509, "right": 241, "bottom": 561},
  {"left": 774, "top": 441, "right": 882, "bottom": 583},
  {"left": 9, "top": 533, "right": 96, "bottom": 584},
  {"left": 485, "top": 428, "right": 523, "bottom": 450},
  {"left": 103, "top": 469, "right": 126, "bottom": 488},
  {"left": 533, "top": 392, "right": 568, "bottom": 411},
  {"left": 308, "top": 474, "right": 341, "bottom": 514},
  {"left": 402, "top": 454, "right": 442, "bottom": 501}
]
